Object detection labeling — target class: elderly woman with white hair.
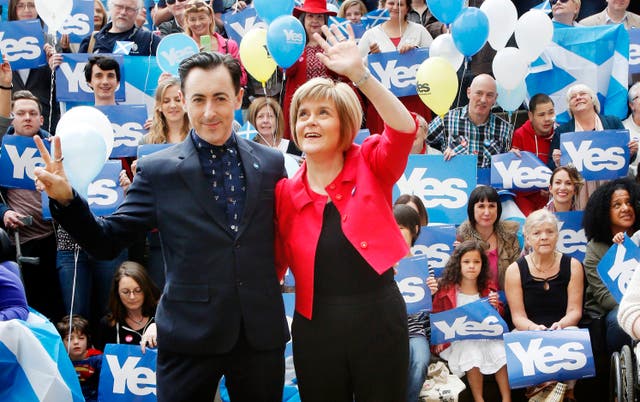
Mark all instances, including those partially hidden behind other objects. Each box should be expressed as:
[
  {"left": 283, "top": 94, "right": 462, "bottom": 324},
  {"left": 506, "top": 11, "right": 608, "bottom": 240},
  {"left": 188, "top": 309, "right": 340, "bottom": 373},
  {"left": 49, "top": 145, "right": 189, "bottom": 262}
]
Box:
[
  {"left": 551, "top": 0, "right": 582, "bottom": 26},
  {"left": 548, "top": 83, "right": 635, "bottom": 207},
  {"left": 625, "top": 82, "right": 640, "bottom": 176}
]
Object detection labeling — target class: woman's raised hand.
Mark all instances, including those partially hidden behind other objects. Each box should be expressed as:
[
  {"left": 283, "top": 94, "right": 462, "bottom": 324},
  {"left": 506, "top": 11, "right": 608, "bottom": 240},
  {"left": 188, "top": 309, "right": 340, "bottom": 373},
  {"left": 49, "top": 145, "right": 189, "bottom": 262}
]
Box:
[
  {"left": 33, "top": 136, "right": 74, "bottom": 205},
  {"left": 314, "top": 24, "right": 367, "bottom": 84}
]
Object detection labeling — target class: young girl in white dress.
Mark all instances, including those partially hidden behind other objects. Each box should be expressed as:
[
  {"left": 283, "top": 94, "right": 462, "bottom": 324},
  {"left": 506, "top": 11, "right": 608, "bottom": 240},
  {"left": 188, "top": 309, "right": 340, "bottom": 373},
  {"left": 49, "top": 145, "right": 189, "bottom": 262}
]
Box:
[{"left": 431, "top": 240, "right": 511, "bottom": 402}]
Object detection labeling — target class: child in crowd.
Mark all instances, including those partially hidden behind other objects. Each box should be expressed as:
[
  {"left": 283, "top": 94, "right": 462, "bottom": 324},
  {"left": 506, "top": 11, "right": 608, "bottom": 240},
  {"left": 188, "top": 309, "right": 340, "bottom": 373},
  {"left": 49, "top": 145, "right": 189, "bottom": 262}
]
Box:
[
  {"left": 431, "top": 240, "right": 511, "bottom": 402},
  {"left": 393, "top": 204, "right": 438, "bottom": 402},
  {"left": 57, "top": 315, "right": 102, "bottom": 402}
]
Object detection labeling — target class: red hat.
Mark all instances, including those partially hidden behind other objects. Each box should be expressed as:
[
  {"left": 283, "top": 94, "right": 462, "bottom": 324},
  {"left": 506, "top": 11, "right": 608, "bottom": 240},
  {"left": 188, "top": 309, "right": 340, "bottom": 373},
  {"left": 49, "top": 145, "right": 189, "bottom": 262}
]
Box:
[{"left": 293, "top": 0, "right": 337, "bottom": 18}]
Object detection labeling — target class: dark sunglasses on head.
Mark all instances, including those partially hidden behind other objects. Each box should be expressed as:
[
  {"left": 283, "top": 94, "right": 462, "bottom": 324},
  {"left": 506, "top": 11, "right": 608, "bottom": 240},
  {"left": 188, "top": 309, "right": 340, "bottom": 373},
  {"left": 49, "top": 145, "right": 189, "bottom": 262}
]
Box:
[
  {"left": 166, "top": 0, "right": 188, "bottom": 4},
  {"left": 550, "top": 0, "right": 570, "bottom": 5}
]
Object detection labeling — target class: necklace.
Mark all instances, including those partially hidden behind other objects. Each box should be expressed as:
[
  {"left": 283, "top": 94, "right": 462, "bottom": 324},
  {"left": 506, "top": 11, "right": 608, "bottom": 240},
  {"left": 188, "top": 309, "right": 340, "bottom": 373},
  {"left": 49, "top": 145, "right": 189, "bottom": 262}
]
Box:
[
  {"left": 479, "top": 230, "right": 494, "bottom": 244},
  {"left": 127, "top": 314, "right": 145, "bottom": 325},
  {"left": 530, "top": 252, "right": 559, "bottom": 291}
]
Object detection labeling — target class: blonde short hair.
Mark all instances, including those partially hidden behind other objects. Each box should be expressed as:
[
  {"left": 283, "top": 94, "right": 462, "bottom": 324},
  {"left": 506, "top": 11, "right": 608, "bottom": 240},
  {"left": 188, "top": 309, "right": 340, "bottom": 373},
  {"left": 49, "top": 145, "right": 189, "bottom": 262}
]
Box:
[
  {"left": 289, "top": 77, "right": 362, "bottom": 152},
  {"left": 566, "top": 83, "right": 600, "bottom": 117},
  {"left": 523, "top": 209, "right": 559, "bottom": 238},
  {"left": 338, "top": 0, "right": 367, "bottom": 18}
]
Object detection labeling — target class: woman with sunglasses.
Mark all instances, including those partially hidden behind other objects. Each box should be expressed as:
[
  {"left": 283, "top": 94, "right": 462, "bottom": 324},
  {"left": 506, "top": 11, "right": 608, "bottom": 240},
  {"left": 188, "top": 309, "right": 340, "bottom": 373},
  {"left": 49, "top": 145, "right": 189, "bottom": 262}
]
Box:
[
  {"left": 94, "top": 261, "right": 160, "bottom": 351},
  {"left": 158, "top": 0, "right": 189, "bottom": 37},
  {"left": 551, "top": 0, "right": 582, "bottom": 26}
]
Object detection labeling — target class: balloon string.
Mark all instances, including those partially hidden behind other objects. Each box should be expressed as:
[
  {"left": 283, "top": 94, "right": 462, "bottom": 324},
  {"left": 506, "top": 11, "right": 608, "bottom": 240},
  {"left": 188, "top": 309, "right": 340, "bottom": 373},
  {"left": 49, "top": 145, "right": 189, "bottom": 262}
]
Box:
[
  {"left": 455, "top": 58, "right": 467, "bottom": 110},
  {"left": 47, "top": 35, "right": 57, "bottom": 133}
]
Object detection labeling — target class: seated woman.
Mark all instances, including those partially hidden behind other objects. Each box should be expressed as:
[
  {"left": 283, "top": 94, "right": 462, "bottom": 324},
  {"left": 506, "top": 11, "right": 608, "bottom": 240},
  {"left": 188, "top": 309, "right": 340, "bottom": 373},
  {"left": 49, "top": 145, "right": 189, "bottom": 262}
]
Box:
[
  {"left": 582, "top": 178, "right": 639, "bottom": 355},
  {"left": 94, "top": 261, "right": 160, "bottom": 351},
  {"left": 545, "top": 165, "right": 584, "bottom": 213},
  {"left": 505, "top": 209, "right": 583, "bottom": 400},
  {"left": 457, "top": 185, "right": 521, "bottom": 289}
]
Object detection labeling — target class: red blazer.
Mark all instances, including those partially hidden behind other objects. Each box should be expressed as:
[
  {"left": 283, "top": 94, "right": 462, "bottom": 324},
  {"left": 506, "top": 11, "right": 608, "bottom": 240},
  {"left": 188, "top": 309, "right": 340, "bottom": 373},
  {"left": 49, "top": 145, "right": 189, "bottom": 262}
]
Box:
[
  {"left": 275, "top": 116, "right": 419, "bottom": 319},
  {"left": 431, "top": 283, "right": 503, "bottom": 352}
]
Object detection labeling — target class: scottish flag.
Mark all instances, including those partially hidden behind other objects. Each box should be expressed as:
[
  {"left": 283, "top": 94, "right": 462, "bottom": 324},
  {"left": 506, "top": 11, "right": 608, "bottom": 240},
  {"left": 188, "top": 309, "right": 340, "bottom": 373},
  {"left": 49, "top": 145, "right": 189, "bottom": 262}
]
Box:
[
  {"left": 366, "top": 9, "right": 389, "bottom": 29},
  {"left": 0, "top": 311, "right": 84, "bottom": 402},
  {"left": 532, "top": 0, "right": 552, "bottom": 14},
  {"left": 236, "top": 122, "right": 258, "bottom": 141},
  {"left": 526, "top": 24, "right": 629, "bottom": 124}
]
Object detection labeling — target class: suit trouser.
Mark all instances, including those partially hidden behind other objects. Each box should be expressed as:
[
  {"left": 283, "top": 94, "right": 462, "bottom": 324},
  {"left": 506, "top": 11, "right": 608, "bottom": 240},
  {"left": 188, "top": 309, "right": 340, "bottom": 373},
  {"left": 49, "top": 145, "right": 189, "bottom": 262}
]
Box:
[
  {"left": 292, "top": 282, "right": 409, "bottom": 402},
  {"left": 156, "top": 327, "right": 285, "bottom": 402}
]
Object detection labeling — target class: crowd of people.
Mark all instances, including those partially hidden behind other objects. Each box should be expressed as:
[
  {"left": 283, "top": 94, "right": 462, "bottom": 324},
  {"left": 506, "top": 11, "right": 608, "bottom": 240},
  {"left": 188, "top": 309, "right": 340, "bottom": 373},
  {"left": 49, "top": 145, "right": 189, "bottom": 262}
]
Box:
[{"left": 1, "top": 0, "right": 640, "bottom": 401}]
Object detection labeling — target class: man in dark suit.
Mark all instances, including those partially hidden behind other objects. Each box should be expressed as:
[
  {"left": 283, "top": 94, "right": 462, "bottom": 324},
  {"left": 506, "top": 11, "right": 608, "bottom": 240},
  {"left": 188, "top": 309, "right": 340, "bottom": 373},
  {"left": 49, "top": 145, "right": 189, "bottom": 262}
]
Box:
[{"left": 33, "top": 52, "right": 289, "bottom": 402}]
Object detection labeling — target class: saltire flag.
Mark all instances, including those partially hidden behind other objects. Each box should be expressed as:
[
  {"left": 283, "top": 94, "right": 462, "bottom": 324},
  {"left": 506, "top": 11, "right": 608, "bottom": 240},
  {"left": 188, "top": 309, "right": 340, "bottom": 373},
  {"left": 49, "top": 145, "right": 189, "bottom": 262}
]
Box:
[
  {"left": 532, "top": 0, "right": 552, "bottom": 13},
  {"left": 526, "top": 24, "right": 629, "bottom": 124},
  {"left": 366, "top": 9, "right": 389, "bottom": 29},
  {"left": 0, "top": 310, "right": 84, "bottom": 402}
]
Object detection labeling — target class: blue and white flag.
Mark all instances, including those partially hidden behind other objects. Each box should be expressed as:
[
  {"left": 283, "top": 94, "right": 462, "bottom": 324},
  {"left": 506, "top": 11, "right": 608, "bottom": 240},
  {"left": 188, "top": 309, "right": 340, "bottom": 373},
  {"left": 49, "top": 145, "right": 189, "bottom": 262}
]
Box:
[
  {"left": 596, "top": 235, "right": 640, "bottom": 303},
  {"left": 396, "top": 255, "right": 432, "bottom": 314},
  {"left": 96, "top": 104, "right": 148, "bottom": 158},
  {"left": 236, "top": 122, "right": 258, "bottom": 141},
  {"left": 122, "top": 56, "right": 163, "bottom": 110},
  {"left": 0, "top": 135, "right": 49, "bottom": 190},
  {"left": 113, "top": 41, "right": 135, "bottom": 55},
  {"left": 99, "top": 344, "right": 157, "bottom": 401},
  {"left": 526, "top": 24, "right": 629, "bottom": 124},
  {"left": 137, "top": 144, "right": 173, "bottom": 159},
  {"left": 0, "top": 20, "right": 46, "bottom": 69},
  {"left": 366, "top": 8, "right": 389, "bottom": 29},
  {"left": 555, "top": 211, "right": 586, "bottom": 263},
  {"left": 531, "top": 0, "right": 552, "bottom": 13},
  {"left": 412, "top": 225, "right": 456, "bottom": 278},
  {"left": 59, "top": 0, "right": 94, "bottom": 44},
  {"left": 629, "top": 28, "right": 639, "bottom": 83},
  {"left": 222, "top": 7, "right": 267, "bottom": 46},
  {"left": 395, "top": 155, "right": 477, "bottom": 225},
  {"left": 367, "top": 49, "right": 428, "bottom": 98},
  {"left": 504, "top": 329, "right": 595, "bottom": 389},
  {"left": 559, "top": 130, "right": 629, "bottom": 180},
  {"left": 41, "top": 160, "right": 125, "bottom": 219},
  {"left": 430, "top": 298, "right": 507, "bottom": 345},
  {"left": 327, "top": 17, "right": 366, "bottom": 40},
  {"left": 0, "top": 311, "right": 84, "bottom": 402},
  {"left": 56, "top": 53, "right": 126, "bottom": 103},
  {"left": 491, "top": 151, "right": 551, "bottom": 191}
]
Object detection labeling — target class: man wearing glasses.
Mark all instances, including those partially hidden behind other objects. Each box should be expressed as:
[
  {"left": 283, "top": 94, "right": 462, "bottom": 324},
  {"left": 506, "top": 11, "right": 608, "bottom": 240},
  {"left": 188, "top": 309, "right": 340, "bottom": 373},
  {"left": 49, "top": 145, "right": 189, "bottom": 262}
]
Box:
[{"left": 79, "top": 0, "right": 160, "bottom": 55}]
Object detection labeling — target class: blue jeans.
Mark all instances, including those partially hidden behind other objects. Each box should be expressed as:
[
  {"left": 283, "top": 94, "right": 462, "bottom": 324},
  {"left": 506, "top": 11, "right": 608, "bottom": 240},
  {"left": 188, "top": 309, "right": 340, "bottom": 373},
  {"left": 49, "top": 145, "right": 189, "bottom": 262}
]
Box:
[
  {"left": 57, "top": 248, "right": 127, "bottom": 320},
  {"left": 407, "top": 336, "right": 430, "bottom": 402},
  {"left": 606, "top": 306, "right": 632, "bottom": 355}
]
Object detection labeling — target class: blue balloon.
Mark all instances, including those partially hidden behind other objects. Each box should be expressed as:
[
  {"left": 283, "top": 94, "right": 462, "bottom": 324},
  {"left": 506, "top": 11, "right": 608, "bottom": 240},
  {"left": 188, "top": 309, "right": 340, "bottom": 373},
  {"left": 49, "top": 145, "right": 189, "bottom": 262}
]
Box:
[
  {"left": 451, "top": 7, "right": 489, "bottom": 57},
  {"left": 254, "top": 0, "right": 294, "bottom": 24},
  {"left": 427, "top": 0, "right": 464, "bottom": 24},
  {"left": 156, "top": 33, "right": 200, "bottom": 76},
  {"left": 267, "top": 15, "right": 306, "bottom": 69},
  {"left": 497, "top": 81, "right": 527, "bottom": 112}
]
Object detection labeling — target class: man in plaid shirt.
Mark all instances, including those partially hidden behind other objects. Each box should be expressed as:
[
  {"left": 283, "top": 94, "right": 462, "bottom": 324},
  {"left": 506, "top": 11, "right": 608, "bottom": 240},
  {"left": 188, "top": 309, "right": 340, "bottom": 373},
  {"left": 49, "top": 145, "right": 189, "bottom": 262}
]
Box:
[{"left": 426, "top": 74, "right": 512, "bottom": 168}]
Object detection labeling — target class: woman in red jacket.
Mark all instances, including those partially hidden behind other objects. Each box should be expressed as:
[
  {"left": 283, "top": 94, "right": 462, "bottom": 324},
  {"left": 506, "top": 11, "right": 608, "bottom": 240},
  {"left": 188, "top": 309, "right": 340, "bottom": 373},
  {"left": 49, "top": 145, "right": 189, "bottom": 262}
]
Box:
[{"left": 275, "top": 24, "right": 418, "bottom": 401}]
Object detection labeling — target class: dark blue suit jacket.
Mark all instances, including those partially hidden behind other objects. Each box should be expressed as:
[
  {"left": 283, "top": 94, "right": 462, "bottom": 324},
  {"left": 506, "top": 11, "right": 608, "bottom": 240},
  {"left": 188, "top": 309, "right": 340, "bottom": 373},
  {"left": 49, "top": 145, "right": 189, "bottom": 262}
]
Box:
[{"left": 52, "top": 133, "right": 290, "bottom": 354}]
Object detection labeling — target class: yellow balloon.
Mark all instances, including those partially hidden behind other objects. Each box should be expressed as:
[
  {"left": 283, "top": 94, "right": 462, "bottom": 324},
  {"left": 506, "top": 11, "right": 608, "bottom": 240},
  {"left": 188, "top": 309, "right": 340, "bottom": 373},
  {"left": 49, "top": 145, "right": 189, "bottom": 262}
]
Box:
[
  {"left": 239, "top": 28, "right": 277, "bottom": 84},
  {"left": 416, "top": 57, "right": 459, "bottom": 117}
]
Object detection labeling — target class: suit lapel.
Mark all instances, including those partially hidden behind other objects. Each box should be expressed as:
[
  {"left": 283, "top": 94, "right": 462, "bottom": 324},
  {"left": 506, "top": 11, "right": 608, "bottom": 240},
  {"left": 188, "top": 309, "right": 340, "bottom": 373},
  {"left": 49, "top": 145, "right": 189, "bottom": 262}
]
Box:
[
  {"left": 176, "top": 139, "right": 234, "bottom": 237},
  {"left": 236, "top": 137, "right": 262, "bottom": 238}
]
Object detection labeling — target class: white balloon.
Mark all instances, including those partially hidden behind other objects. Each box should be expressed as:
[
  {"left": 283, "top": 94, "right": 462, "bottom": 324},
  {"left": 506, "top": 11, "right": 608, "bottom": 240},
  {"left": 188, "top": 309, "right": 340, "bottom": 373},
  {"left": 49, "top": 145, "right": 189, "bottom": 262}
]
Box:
[
  {"left": 515, "top": 10, "right": 554, "bottom": 63},
  {"left": 56, "top": 106, "right": 114, "bottom": 161},
  {"left": 35, "top": 0, "right": 73, "bottom": 35},
  {"left": 492, "top": 47, "right": 528, "bottom": 91},
  {"left": 480, "top": 0, "right": 518, "bottom": 50},
  {"left": 429, "top": 33, "right": 464, "bottom": 71}
]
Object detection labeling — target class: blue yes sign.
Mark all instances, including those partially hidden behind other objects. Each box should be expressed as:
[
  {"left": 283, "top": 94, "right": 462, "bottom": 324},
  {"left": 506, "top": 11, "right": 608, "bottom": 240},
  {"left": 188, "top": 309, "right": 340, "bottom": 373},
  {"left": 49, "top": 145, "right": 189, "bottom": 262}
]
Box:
[
  {"left": 0, "top": 20, "right": 46, "bottom": 69},
  {"left": 596, "top": 234, "right": 640, "bottom": 303},
  {"left": 559, "top": 130, "right": 629, "bottom": 180},
  {"left": 412, "top": 225, "right": 456, "bottom": 278},
  {"left": 504, "top": 329, "right": 595, "bottom": 389},
  {"left": 430, "top": 298, "right": 507, "bottom": 344},
  {"left": 99, "top": 344, "right": 157, "bottom": 401},
  {"left": 367, "top": 49, "right": 428, "bottom": 98},
  {"left": 395, "top": 255, "right": 431, "bottom": 313},
  {"left": 0, "top": 135, "right": 49, "bottom": 190},
  {"left": 491, "top": 151, "right": 552, "bottom": 191}
]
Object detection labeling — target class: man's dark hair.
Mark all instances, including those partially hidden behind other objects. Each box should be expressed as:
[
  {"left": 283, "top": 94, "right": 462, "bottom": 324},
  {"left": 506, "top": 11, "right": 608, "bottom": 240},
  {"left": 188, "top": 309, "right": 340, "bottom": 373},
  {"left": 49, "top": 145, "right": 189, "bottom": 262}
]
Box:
[
  {"left": 84, "top": 56, "right": 121, "bottom": 83},
  {"left": 178, "top": 51, "right": 242, "bottom": 95},
  {"left": 528, "top": 93, "right": 554, "bottom": 113},
  {"left": 11, "top": 90, "right": 41, "bottom": 113}
]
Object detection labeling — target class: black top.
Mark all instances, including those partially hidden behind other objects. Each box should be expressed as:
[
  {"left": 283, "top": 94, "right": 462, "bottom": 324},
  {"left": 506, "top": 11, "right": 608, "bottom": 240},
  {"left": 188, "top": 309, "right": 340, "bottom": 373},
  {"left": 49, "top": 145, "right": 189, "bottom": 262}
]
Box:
[
  {"left": 313, "top": 202, "right": 394, "bottom": 299},
  {"left": 517, "top": 254, "right": 572, "bottom": 328}
]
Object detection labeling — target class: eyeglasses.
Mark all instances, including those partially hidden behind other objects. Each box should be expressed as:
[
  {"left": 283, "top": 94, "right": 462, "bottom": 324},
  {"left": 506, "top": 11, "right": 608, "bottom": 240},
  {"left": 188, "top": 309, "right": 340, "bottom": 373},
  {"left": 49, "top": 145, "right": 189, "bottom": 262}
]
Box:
[
  {"left": 16, "top": 2, "right": 36, "bottom": 10},
  {"left": 120, "top": 288, "right": 143, "bottom": 296},
  {"left": 112, "top": 3, "right": 139, "bottom": 14},
  {"left": 550, "top": 0, "right": 570, "bottom": 5},
  {"left": 166, "top": 0, "right": 188, "bottom": 4}
]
